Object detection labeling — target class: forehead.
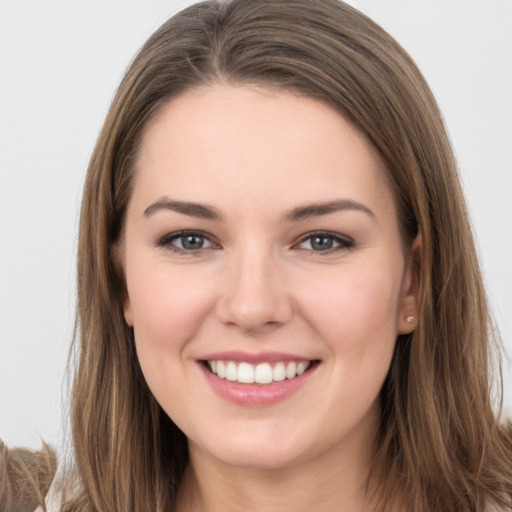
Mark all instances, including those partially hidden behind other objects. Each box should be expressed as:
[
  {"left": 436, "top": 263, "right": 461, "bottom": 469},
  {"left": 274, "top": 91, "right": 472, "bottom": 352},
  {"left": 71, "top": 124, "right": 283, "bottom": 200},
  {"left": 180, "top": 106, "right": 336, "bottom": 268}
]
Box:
[{"left": 132, "top": 84, "right": 396, "bottom": 220}]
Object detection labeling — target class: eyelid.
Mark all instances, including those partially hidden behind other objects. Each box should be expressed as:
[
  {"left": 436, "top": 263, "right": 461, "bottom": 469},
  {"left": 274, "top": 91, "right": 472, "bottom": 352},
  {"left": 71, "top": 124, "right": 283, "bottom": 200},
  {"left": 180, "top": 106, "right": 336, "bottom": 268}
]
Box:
[
  {"left": 294, "top": 230, "right": 354, "bottom": 252},
  {"left": 154, "top": 229, "right": 353, "bottom": 254},
  {"left": 154, "top": 229, "right": 219, "bottom": 252}
]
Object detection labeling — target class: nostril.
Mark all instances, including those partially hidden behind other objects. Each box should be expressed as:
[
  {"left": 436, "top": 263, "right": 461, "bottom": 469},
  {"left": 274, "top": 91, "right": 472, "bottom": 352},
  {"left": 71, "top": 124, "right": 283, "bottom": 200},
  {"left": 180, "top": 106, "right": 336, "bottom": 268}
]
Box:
[{"left": 215, "top": 290, "right": 294, "bottom": 332}]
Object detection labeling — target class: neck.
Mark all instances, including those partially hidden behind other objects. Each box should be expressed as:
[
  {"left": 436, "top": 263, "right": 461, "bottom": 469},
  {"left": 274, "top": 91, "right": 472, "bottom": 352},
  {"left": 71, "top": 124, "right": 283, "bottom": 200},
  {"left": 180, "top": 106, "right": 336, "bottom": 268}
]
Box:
[{"left": 175, "top": 424, "right": 382, "bottom": 512}]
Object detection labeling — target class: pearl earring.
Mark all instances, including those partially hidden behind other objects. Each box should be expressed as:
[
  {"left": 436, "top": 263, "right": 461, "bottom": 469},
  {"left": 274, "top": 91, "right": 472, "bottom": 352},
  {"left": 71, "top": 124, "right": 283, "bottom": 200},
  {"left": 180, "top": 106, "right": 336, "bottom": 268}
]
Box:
[{"left": 406, "top": 315, "right": 415, "bottom": 323}]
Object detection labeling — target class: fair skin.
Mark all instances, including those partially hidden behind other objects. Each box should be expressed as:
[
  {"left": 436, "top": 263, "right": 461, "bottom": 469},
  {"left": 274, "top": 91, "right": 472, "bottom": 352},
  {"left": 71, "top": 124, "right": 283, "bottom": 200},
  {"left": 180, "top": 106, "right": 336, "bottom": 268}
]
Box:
[{"left": 122, "top": 84, "right": 419, "bottom": 512}]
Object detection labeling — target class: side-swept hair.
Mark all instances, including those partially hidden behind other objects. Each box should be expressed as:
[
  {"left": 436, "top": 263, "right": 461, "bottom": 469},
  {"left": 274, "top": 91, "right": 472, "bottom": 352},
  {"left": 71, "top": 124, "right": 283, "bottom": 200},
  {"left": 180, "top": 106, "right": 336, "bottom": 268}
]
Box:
[{"left": 64, "top": 1, "right": 512, "bottom": 510}]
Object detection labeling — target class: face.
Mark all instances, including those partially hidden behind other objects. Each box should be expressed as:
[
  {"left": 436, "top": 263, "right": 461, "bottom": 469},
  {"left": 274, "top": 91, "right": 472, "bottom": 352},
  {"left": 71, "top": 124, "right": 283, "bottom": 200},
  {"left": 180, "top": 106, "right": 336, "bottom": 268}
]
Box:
[{"left": 122, "top": 84, "right": 419, "bottom": 471}]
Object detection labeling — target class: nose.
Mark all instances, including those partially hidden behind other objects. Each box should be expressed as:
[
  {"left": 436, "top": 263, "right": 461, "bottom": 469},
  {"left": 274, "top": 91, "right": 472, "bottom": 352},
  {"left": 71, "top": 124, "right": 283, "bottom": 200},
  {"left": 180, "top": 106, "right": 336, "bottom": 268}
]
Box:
[{"left": 215, "top": 246, "right": 294, "bottom": 333}]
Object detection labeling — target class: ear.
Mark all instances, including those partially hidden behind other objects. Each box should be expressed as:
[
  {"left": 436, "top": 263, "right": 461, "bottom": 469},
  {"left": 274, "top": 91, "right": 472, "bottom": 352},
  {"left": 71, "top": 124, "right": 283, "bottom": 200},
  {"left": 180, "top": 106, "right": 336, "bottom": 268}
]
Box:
[
  {"left": 111, "top": 238, "right": 134, "bottom": 327},
  {"left": 397, "top": 235, "right": 422, "bottom": 334},
  {"left": 123, "top": 294, "right": 134, "bottom": 327}
]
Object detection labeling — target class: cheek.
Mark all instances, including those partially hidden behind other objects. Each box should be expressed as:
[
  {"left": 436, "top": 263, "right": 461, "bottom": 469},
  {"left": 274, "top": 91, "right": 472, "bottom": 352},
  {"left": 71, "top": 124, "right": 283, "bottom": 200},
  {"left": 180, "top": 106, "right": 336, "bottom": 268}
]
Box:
[
  {"left": 297, "top": 262, "right": 402, "bottom": 356},
  {"left": 126, "top": 264, "right": 221, "bottom": 423},
  {"left": 126, "top": 262, "right": 216, "bottom": 370}
]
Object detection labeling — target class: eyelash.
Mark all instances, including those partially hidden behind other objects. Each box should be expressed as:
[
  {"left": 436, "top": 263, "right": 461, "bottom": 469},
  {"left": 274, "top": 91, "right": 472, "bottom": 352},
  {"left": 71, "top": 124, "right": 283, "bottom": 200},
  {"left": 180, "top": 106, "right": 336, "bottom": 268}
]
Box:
[
  {"left": 154, "top": 230, "right": 218, "bottom": 255},
  {"left": 295, "top": 231, "right": 354, "bottom": 253},
  {"left": 154, "top": 230, "right": 354, "bottom": 255}
]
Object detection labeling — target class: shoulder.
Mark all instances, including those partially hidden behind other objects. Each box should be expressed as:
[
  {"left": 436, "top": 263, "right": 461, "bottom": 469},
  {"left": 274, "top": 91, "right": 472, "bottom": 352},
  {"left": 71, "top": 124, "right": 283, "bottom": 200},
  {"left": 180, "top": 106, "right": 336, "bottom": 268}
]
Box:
[
  {"left": 44, "top": 480, "right": 62, "bottom": 512},
  {"left": 32, "top": 486, "right": 61, "bottom": 512},
  {"left": 33, "top": 494, "right": 60, "bottom": 512}
]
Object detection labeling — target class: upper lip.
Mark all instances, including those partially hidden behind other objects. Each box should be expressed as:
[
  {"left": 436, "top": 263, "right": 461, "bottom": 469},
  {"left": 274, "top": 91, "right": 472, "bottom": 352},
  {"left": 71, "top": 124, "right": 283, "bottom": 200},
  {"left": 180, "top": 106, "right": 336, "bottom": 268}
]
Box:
[{"left": 199, "top": 351, "right": 314, "bottom": 364}]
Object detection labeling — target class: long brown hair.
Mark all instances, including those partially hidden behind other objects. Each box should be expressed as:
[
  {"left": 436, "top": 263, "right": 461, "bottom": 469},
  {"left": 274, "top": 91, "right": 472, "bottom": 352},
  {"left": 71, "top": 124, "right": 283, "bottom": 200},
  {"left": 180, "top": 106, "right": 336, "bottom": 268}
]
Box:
[{"left": 63, "top": 0, "right": 512, "bottom": 510}]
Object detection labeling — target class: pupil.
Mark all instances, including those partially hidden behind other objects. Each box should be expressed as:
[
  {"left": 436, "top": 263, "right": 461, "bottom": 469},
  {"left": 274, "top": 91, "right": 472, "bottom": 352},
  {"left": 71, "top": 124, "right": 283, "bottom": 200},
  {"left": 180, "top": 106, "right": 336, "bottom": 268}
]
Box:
[
  {"left": 182, "top": 235, "right": 204, "bottom": 250},
  {"left": 311, "top": 236, "right": 333, "bottom": 250}
]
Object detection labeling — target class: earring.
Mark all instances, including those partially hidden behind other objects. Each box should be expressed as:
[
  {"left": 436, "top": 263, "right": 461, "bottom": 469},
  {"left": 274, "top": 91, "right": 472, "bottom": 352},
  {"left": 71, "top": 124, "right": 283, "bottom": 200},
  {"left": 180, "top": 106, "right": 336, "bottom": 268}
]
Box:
[{"left": 406, "top": 315, "right": 415, "bottom": 323}]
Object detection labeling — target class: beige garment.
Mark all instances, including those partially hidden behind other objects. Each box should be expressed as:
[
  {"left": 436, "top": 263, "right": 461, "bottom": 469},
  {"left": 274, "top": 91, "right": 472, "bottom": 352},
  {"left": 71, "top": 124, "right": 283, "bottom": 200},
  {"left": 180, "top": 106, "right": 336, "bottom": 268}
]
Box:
[{"left": 33, "top": 480, "right": 59, "bottom": 512}]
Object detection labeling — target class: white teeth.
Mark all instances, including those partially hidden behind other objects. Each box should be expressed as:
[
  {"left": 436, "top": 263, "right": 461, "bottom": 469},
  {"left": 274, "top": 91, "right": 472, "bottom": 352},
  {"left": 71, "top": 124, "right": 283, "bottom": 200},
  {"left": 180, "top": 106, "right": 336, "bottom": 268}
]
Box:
[
  {"left": 273, "top": 362, "right": 286, "bottom": 382},
  {"left": 297, "top": 362, "right": 308, "bottom": 375},
  {"left": 217, "top": 361, "right": 226, "bottom": 378},
  {"left": 238, "top": 362, "right": 255, "bottom": 383},
  {"left": 206, "top": 359, "right": 312, "bottom": 384},
  {"left": 226, "top": 361, "right": 237, "bottom": 381},
  {"left": 255, "top": 363, "right": 273, "bottom": 384},
  {"left": 286, "top": 362, "right": 297, "bottom": 379}
]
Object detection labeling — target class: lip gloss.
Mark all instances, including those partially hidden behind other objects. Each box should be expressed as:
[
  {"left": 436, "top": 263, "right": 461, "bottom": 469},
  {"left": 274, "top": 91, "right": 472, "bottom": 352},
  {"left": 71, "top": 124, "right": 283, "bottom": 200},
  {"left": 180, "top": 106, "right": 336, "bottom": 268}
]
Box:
[{"left": 199, "top": 361, "right": 317, "bottom": 406}]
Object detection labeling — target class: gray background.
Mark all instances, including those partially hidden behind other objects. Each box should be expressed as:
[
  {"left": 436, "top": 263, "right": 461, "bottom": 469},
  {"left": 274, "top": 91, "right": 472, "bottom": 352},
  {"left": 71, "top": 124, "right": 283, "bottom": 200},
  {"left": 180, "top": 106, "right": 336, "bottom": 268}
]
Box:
[{"left": 1, "top": 0, "right": 511, "bottom": 450}]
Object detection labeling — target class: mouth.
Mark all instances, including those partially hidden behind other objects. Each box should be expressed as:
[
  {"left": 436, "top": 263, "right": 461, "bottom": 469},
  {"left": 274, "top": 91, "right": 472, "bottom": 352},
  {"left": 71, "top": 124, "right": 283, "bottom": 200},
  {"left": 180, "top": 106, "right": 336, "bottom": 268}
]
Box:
[{"left": 203, "top": 359, "right": 320, "bottom": 385}]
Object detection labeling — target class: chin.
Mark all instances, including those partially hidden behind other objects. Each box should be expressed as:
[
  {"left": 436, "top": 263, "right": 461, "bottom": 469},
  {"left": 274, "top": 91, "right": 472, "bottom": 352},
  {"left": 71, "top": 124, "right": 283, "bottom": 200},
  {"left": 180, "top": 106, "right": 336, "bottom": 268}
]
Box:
[
  {"left": 207, "top": 444, "right": 308, "bottom": 471},
  {"left": 188, "top": 424, "right": 329, "bottom": 471}
]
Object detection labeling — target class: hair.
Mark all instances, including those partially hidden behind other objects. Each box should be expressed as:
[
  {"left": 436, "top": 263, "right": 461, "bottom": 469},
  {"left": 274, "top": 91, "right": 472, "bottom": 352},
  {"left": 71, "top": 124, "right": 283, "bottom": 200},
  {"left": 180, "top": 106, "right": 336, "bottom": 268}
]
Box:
[
  {"left": 0, "top": 441, "right": 57, "bottom": 512},
  {"left": 57, "top": 0, "right": 512, "bottom": 510}
]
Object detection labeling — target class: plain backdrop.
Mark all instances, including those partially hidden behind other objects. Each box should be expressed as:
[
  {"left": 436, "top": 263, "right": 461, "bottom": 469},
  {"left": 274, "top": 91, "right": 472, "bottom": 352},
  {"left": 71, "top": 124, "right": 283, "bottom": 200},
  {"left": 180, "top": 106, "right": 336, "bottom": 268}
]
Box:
[{"left": 1, "top": 0, "right": 511, "bottom": 450}]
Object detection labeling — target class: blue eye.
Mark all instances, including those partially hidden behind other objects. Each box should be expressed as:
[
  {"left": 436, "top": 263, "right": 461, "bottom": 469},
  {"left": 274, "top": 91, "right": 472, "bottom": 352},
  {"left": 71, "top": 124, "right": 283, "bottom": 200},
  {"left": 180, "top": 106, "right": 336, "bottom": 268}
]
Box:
[
  {"left": 298, "top": 232, "right": 353, "bottom": 252},
  {"left": 156, "top": 231, "right": 215, "bottom": 252},
  {"left": 176, "top": 234, "right": 208, "bottom": 250}
]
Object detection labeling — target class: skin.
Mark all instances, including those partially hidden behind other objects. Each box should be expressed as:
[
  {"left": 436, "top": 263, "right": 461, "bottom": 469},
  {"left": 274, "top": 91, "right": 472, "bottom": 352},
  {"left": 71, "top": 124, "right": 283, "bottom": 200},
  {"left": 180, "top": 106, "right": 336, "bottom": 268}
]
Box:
[{"left": 122, "top": 84, "right": 419, "bottom": 511}]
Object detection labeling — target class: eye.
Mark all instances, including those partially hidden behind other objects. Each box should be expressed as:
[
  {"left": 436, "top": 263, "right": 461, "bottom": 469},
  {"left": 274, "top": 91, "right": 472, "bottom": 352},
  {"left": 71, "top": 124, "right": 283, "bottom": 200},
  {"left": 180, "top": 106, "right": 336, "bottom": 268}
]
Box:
[
  {"left": 297, "top": 231, "right": 353, "bottom": 253},
  {"left": 155, "top": 230, "right": 217, "bottom": 253}
]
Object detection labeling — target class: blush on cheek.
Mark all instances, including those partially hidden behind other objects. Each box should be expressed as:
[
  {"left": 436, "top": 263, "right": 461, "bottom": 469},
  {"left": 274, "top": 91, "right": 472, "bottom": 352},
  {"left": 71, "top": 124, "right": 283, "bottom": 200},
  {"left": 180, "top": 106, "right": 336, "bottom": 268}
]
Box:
[{"left": 312, "top": 272, "right": 400, "bottom": 347}]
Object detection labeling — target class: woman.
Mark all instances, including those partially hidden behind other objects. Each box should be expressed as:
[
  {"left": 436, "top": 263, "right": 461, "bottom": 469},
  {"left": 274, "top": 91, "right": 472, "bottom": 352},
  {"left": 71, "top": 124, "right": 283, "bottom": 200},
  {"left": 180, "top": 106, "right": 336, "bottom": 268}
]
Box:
[{"left": 16, "top": 0, "right": 512, "bottom": 510}]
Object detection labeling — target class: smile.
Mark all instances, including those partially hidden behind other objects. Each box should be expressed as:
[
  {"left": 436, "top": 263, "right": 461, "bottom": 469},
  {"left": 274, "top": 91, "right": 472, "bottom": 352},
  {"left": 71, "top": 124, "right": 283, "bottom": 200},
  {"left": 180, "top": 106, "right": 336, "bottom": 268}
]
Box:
[
  {"left": 206, "top": 360, "right": 313, "bottom": 384},
  {"left": 200, "top": 355, "right": 320, "bottom": 406}
]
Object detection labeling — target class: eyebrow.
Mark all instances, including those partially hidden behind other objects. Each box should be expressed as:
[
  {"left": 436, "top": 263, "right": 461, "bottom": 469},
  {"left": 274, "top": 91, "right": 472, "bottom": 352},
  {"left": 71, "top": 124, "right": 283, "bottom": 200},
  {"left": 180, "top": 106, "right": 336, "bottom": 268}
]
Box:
[
  {"left": 143, "top": 197, "right": 375, "bottom": 222},
  {"left": 282, "top": 199, "right": 376, "bottom": 222},
  {"left": 144, "top": 199, "right": 222, "bottom": 220}
]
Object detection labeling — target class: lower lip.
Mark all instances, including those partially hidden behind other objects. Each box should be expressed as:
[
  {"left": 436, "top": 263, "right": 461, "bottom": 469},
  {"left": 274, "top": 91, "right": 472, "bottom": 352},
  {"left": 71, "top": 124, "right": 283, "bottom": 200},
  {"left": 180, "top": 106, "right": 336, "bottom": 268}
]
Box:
[{"left": 200, "top": 363, "right": 317, "bottom": 406}]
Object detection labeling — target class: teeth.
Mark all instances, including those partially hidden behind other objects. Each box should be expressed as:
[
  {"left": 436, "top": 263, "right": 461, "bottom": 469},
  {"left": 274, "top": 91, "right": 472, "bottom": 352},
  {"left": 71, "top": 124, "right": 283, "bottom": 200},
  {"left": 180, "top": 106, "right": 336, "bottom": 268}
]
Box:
[
  {"left": 207, "top": 360, "right": 312, "bottom": 384},
  {"left": 238, "top": 362, "right": 255, "bottom": 383},
  {"left": 226, "top": 361, "right": 237, "bottom": 381},
  {"left": 286, "top": 362, "right": 297, "bottom": 379},
  {"left": 297, "top": 361, "right": 308, "bottom": 375},
  {"left": 273, "top": 362, "right": 286, "bottom": 382},
  {"left": 255, "top": 363, "right": 273, "bottom": 384},
  {"left": 217, "top": 361, "right": 226, "bottom": 379}
]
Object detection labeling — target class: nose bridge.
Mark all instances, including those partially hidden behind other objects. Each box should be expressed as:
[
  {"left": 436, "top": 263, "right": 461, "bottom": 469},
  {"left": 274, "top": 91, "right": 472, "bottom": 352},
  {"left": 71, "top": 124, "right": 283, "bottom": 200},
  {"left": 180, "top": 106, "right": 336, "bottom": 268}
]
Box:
[{"left": 216, "top": 241, "right": 292, "bottom": 331}]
